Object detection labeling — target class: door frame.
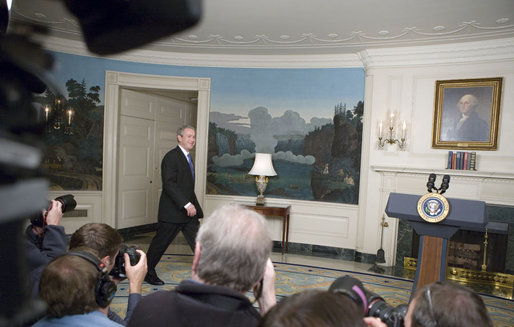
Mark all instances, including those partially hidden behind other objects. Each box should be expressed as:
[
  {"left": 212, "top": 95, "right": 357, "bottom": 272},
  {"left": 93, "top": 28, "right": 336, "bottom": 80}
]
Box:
[{"left": 103, "top": 71, "right": 211, "bottom": 228}]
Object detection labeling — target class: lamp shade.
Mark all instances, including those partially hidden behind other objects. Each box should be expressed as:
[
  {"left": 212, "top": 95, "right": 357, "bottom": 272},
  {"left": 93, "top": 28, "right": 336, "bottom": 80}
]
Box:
[{"left": 249, "top": 153, "right": 277, "bottom": 176}]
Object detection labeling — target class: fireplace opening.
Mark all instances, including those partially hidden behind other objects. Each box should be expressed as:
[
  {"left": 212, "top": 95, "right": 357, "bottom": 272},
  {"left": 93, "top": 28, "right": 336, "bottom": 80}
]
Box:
[
  {"left": 403, "top": 220, "right": 513, "bottom": 299},
  {"left": 411, "top": 221, "right": 509, "bottom": 272}
]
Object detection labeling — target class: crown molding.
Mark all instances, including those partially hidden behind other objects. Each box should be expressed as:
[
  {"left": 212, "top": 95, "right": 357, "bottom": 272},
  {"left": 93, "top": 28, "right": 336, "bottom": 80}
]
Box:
[
  {"left": 42, "top": 36, "right": 363, "bottom": 68},
  {"left": 42, "top": 36, "right": 514, "bottom": 70},
  {"left": 359, "top": 37, "right": 514, "bottom": 69}
]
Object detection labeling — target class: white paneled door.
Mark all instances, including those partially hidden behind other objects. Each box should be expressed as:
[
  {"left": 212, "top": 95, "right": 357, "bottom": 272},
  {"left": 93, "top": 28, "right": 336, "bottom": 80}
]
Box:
[
  {"left": 118, "top": 115, "right": 155, "bottom": 228},
  {"left": 117, "top": 88, "right": 196, "bottom": 229}
]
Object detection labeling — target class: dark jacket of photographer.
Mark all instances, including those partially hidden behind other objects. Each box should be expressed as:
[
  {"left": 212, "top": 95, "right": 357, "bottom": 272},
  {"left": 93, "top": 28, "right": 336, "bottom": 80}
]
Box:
[
  {"left": 24, "top": 224, "right": 67, "bottom": 297},
  {"left": 128, "top": 280, "right": 260, "bottom": 327}
]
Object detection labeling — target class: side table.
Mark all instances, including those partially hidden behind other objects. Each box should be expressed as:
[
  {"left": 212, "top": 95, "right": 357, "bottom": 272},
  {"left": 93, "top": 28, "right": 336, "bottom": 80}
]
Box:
[{"left": 243, "top": 204, "right": 291, "bottom": 255}]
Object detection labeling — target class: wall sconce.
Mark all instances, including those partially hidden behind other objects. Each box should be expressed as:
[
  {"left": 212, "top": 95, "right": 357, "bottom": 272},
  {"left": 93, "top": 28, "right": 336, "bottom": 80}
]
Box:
[
  {"left": 377, "top": 112, "right": 407, "bottom": 150},
  {"left": 53, "top": 98, "right": 63, "bottom": 130},
  {"left": 248, "top": 153, "right": 277, "bottom": 206},
  {"left": 44, "top": 98, "right": 73, "bottom": 135}
]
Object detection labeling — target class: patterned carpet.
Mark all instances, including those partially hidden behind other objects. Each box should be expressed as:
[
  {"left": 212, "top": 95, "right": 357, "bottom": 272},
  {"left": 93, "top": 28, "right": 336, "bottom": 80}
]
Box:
[{"left": 111, "top": 254, "right": 514, "bottom": 326}]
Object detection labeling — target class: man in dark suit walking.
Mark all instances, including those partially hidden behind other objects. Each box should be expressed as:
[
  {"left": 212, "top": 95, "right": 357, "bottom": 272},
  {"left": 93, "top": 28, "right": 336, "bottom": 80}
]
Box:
[{"left": 144, "top": 125, "right": 203, "bottom": 285}]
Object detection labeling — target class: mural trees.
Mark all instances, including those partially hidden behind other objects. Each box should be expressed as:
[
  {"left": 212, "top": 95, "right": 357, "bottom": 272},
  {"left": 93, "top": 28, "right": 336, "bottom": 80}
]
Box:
[
  {"left": 207, "top": 101, "right": 364, "bottom": 204},
  {"left": 34, "top": 78, "right": 103, "bottom": 190}
]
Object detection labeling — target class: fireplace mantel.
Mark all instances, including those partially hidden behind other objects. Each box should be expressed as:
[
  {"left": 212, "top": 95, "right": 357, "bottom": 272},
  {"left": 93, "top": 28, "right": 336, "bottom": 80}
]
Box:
[
  {"left": 371, "top": 165, "right": 514, "bottom": 207},
  {"left": 371, "top": 165, "right": 514, "bottom": 181}
]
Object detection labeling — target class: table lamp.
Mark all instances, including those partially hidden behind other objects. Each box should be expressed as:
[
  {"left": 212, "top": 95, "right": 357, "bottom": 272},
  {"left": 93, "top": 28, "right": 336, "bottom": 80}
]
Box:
[{"left": 248, "top": 153, "right": 277, "bottom": 205}]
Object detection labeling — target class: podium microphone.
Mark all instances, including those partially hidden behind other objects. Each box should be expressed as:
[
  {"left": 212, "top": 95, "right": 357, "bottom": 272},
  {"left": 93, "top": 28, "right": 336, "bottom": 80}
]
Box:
[
  {"left": 426, "top": 173, "right": 437, "bottom": 193},
  {"left": 439, "top": 175, "right": 450, "bottom": 194}
]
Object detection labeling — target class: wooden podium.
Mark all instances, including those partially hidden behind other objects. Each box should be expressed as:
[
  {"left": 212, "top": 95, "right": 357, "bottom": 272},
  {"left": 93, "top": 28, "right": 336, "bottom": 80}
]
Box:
[{"left": 385, "top": 193, "right": 487, "bottom": 294}]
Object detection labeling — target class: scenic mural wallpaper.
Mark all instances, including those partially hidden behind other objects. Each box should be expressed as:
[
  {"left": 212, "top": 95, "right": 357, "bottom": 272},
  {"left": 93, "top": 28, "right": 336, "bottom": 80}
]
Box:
[
  {"left": 207, "top": 102, "right": 364, "bottom": 204},
  {"left": 36, "top": 79, "right": 104, "bottom": 191},
  {"left": 42, "top": 52, "right": 365, "bottom": 204},
  {"left": 206, "top": 69, "right": 365, "bottom": 204}
]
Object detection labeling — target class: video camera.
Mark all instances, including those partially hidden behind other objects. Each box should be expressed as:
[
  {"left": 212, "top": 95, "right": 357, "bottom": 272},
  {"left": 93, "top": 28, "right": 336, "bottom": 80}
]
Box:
[
  {"left": 1, "top": 0, "right": 200, "bottom": 324},
  {"left": 329, "top": 275, "right": 408, "bottom": 327},
  {"left": 29, "top": 194, "right": 77, "bottom": 227},
  {"left": 109, "top": 244, "right": 141, "bottom": 278}
]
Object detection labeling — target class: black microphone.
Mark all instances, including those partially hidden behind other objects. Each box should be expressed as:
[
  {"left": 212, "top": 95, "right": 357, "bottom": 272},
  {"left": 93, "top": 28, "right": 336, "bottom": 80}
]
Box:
[
  {"left": 426, "top": 173, "right": 437, "bottom": 193},
  {"left": 439, "top": 174, "right": 450, "bottom": 194}
]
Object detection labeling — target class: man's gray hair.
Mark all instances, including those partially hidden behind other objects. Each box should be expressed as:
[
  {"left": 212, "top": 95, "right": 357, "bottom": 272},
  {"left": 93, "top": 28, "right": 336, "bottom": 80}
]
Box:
[
  {"left": 177, "top": 125, "right": 195, "bottom": 136},
  {"left": 196, "top": 204, "right": 272, "bottom": 292}
]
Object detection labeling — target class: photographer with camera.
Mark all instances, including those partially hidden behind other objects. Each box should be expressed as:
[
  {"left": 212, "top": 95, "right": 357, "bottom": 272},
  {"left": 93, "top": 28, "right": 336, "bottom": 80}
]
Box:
[
  {"left": 404, "top": 281, "right": 493, "bottom": 327},
  {"left": 69, "top": 223, "right": 147, "bottom": 326},
  {"left": 128, "top": 204, "right": 276, "bottom": 327},
  {"left": 34, "top": 247, "right": 123, "bottom": 327},
  {"left": 259, "top": 289, "right": 387, "bottom": 327},
  {"left": 329, "top": 275, "right": 407, "bottom": 327},
  {"left": 25, "top": 198, "right": 69, "bottom": 298}
]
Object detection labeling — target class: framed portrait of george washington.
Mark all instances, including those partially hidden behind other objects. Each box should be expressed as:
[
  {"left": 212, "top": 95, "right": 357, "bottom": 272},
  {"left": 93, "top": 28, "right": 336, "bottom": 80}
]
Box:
[{"left": 432, "top": 77, "right": 503, "bottom": 150}]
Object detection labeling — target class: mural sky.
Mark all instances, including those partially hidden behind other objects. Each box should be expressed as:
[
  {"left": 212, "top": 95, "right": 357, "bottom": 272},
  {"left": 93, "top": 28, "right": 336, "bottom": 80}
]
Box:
[{"left": 48, "top": 52, "right": 365, "bottom": 201}]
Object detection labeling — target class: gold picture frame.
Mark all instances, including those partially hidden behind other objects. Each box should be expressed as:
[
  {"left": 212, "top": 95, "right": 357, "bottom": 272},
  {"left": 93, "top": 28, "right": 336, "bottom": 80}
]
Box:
[{"left": 432, "top": 77, "right": 503, "bottom": 150}]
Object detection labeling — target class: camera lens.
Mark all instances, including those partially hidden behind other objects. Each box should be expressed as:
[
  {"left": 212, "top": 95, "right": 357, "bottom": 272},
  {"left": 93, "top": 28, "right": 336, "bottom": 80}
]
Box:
[
  {"left": 329, "top": 275, "right": 369, "bottom": 314},
  {"left": 329, "top": 275, "right": 408, "bottom": 327},
  {"left": 54, "top": 194, "right": 76, "bottom": 213}
]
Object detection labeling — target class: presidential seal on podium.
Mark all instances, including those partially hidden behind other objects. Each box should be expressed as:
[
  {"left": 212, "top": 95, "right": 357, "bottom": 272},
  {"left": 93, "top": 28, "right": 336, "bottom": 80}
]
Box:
[{"left": 417, "top": 192, "right": 450, "bottom": 223}]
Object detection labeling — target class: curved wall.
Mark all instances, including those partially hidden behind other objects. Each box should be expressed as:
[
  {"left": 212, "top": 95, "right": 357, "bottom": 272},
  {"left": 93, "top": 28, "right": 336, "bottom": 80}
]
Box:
[{"left": 44, "top": 36, "right": 514, "bottom": 264}]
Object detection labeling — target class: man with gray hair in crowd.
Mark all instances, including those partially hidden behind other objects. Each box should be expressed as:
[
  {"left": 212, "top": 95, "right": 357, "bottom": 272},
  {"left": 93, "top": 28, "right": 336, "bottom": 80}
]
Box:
[{"left": 128, "top": 204, "right": 277, "bottom": 327}]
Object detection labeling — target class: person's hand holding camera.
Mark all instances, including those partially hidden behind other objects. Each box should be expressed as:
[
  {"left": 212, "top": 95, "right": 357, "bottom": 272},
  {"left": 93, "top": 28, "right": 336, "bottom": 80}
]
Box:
[
  {"left": 363, "top": 317, "right": 388, "bottom": 327},
  {"left": 32, "top": 200, "right": 63, "bottom": 237},
  {"left": 124, "top": 249, "right": 147, "bottom": 294},
  {"left": 45, "top": 200, "right": 63, "bottom": 226},
  {"left": 257, "top": 258, "right": 276, "bottom": 316}
]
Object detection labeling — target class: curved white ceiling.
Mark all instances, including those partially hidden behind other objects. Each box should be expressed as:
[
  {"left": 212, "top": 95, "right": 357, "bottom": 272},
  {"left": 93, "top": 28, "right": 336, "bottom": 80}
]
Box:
[{"left": 9, "top": 0, "right": 514, "bottom": 55}]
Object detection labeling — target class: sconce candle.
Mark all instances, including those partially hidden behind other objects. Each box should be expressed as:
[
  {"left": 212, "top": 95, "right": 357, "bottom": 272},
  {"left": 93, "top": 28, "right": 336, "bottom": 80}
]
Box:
[
  {"left": 44, "top": 106, "right": 50, "bottom": 122},
  {"left": 67, "top": 109, "right": 73, "bottom": 126},
  {"left": 378, "top": 114, "right": 407, "bottom": 150},
  {"left": 53, "top": 99, "right": 63, "bottom": 130}
]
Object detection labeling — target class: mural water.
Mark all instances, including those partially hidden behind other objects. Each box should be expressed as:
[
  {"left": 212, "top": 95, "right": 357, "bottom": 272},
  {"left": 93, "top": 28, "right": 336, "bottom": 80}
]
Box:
[
  {"left": 209, "top": 155, "right": 315, "bottom": 200},
  {"left": 208, "top": 102, "right": 363, "bottom": 204}
]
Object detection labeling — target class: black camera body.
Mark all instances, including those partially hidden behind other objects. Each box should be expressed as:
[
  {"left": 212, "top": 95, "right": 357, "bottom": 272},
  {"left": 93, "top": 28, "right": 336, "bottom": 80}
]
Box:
[
  {"left": 329, "top": 275, "right": 408, "bottom": 327},
  {"left": 109, "top": 244, "right": 141, "bottom": 278},
  {"left": 30, "top": 194, "right": 77, "bottom": 227}
]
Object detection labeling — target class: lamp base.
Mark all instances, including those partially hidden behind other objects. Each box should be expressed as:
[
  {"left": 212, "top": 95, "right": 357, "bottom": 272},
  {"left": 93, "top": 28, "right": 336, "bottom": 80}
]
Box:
[{"left": 256, "top": 195, "right": 265, "bottom": 206}]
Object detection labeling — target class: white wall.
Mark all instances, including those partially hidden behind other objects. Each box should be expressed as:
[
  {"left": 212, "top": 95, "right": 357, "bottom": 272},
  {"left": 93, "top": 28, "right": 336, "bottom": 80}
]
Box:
[
  {"left": 358, "top": 38, "right": 514, "bottom": 265},
  {"left": 44, "top": 37, "right": 514, "bottom": 262}
]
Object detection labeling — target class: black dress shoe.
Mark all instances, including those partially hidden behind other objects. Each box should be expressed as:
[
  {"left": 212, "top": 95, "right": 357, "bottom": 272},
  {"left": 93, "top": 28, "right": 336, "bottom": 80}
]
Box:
[{"left": 144, "top": 273, "right": 164, "bottom": 285}]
